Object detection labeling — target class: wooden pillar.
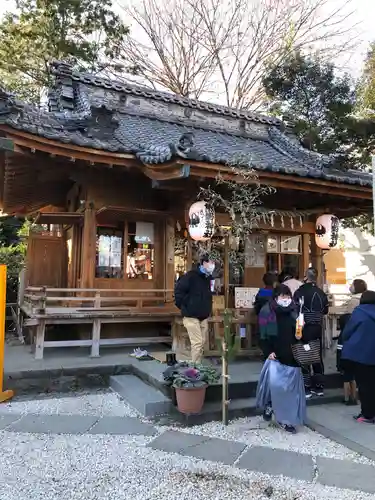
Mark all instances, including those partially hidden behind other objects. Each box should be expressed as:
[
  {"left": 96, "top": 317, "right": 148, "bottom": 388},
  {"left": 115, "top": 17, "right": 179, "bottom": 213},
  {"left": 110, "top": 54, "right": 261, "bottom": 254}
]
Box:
[
  {"left": 311, "top": 236, "right": 323, "bottom": 287},
  {"left": 301, "top": 233, "right": 310, "bottom": 279},
  {"left": 80, "top": 203, "right": 96, "bottom": 289},
  {"left": 224, "top": 235, "right": 230, "bottom": 308},
  {"left": 165, "top": 217, "right": 175, "bottom": 301},
  {"left": 186, "top": 238, "right": 192, "bottom": 270}
]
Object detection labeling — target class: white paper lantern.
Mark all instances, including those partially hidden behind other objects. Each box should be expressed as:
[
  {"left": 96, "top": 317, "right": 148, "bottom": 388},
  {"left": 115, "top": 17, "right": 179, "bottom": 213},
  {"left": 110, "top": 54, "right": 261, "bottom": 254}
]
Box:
[
  {"left": 188, "top": 201, "right": 215, "bottom": 241},
  {"left": 315, "top": 214, "right": 339, "bottom": 250}
]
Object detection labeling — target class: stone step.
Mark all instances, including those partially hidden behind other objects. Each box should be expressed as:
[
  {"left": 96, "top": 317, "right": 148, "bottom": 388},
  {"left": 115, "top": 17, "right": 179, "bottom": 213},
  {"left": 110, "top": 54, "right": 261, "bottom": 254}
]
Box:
[
  {"left": 131, "top": 359, "right": 343, "bottom": 403},
  {"left": 160, "top": 388, "right": 344, "bottom": 426},
  {"left": 110, "top": 374, "right": 173, "bottom": 418}
]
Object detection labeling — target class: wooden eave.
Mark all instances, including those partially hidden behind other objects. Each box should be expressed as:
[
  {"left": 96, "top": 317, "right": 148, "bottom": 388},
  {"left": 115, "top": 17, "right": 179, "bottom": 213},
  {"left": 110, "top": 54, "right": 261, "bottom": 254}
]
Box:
[
  {"left": 96, "top": 206, "right": 171, "bottom": 223},
  {"left": 35, "top": 211, "right": 84, "bottom": 225},
  {"left": 0, "top": 127, "right": 371, "bottom": 203}
]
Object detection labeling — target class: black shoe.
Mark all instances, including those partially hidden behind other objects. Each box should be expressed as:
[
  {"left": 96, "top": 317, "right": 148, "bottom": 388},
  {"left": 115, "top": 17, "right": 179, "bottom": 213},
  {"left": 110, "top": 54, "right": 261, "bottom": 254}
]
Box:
[
  {"left": 279, "top": 423, "right": 297, "bottom": 434},
  {"left": 312, "top": 387, "right": 324, "bottom": 397},
  {"left": 263, "top": 405, "right": 273, "bottom": 422},
  {"left": 346, "top": 398, "right": 358, "bottom": 406},
  {"left": 305, "top": 389, "right": 312, "bottom": 400}
]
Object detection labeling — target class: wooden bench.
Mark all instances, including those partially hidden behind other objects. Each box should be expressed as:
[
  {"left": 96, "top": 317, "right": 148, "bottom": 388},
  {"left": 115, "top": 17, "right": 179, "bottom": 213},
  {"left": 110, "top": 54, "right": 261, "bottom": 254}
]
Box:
[{"left": 21, "top": 287, "right": 177, "bottom": 359}]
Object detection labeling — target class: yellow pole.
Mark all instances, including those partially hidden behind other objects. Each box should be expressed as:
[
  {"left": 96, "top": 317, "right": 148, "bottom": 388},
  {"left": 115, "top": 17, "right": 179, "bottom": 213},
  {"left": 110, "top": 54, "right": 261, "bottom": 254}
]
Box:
[{"left": 0, "top": 265, "right": 14, "bottom": 403}]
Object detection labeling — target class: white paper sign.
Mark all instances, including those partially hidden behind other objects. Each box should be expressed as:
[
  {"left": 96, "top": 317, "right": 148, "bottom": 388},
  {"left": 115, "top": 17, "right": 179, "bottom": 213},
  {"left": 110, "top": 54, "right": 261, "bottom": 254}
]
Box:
[{"left": 235, "top": 287, "right": 258, "bottom": 309}]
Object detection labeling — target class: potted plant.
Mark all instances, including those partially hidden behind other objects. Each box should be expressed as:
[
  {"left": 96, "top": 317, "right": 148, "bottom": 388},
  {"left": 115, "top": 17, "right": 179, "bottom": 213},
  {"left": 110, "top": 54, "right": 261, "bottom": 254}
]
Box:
[{"left": 163, "top": 362, "right": 219, "bottom": 414}]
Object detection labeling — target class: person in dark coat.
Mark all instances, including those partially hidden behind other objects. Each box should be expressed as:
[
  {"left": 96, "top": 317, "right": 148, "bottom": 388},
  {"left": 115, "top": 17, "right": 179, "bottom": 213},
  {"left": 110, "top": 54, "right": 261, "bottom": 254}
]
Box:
[
  {"left": 333, "top": 279, "right": 367, "bottom": 405},
  {"left": 174, "top": 254, "right": 214, "bottom": 363},
  {"left": 257, "top": 284, "right": 305, "bottom": 434},
  {"left": 293, "top": 267, "right": 329, "bottom": 398},
  {"left": 341, "top": 290, "right": 375, "bottom": 423}
]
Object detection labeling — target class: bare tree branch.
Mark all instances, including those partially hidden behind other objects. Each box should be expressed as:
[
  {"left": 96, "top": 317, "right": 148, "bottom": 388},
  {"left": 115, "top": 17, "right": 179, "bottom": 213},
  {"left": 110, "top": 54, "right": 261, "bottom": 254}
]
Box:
[{"left": 116, "top": 0, "right": 359, "bottom": 108}]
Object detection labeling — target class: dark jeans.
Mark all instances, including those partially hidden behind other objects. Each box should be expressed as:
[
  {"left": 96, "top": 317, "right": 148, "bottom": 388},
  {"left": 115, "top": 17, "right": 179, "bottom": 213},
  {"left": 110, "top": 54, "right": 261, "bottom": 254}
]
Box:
[
  {"left": 353, "top": 362, "right": 375, "bottom": 419},
  {"left": 301, "top": 338, "right": 324, "bottom": 389}
]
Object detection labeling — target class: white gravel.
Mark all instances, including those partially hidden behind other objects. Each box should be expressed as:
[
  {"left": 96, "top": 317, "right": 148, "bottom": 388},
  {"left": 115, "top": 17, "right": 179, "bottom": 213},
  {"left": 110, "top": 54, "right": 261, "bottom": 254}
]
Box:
[
  {"left": 0, "top": 390, "right": 140, "bottom": 418},
  {"left": 0, "top": 430, "right": 373, "bottom": 500},
  {"left": 159, "top": 416, "right": 375, "bottom": 465}
]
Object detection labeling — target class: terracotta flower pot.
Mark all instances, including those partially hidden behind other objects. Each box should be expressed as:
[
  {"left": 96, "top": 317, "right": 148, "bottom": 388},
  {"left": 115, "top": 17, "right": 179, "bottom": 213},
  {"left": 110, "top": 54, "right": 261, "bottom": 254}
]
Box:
[{"left": 175, "top": 385, "right": 207, "bottom": 414}]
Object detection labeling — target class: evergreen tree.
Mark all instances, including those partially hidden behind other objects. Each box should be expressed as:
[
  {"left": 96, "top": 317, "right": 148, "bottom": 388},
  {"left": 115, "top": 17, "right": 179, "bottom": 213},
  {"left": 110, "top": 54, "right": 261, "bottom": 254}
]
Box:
[
  {"left": 0, "top": 0, "right": 129, "bottom": 104},
  {"left": 262, "top": 52, "right": 375, "bottom": 168}
]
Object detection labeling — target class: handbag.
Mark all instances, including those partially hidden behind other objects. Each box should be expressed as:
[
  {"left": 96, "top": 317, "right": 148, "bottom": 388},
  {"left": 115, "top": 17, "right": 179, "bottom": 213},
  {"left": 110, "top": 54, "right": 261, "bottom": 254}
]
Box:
[{"left": 292, "top": 339, "right": 321, "bottom": 366}]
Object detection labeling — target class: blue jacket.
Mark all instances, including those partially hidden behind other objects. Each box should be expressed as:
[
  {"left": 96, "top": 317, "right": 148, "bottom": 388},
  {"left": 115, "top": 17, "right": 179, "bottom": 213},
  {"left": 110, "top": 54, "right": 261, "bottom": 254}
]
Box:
[{"left": 342, "top": 304, "right": 375, "bottom": 366}]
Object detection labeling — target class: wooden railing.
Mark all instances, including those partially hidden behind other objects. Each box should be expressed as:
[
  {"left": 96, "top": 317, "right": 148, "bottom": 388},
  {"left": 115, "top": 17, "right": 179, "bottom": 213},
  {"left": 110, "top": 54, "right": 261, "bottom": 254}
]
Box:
[{"left": 23, "top": 287, "right": 175, "bottom": 314}]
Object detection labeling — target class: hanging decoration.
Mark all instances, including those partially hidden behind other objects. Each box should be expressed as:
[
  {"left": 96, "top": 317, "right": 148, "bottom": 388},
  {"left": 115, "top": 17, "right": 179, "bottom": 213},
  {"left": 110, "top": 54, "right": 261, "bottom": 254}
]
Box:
[
  {"left": 315, "top": 214, "right": 339, "bottom": 249},
  {"left": 188, "top": 201, "right": 215, "bottom": 241}
]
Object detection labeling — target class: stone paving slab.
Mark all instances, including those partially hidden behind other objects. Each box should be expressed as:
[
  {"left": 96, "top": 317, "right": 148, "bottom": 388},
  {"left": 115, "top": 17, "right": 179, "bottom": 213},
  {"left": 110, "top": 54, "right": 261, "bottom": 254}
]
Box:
[
  {"left": 148, "top": 430, "right": 246, "bottom": 465},
  {"left": 7, "top": 414, "right": 99, "bottom": 434},
  {"left": 307, "top": 404, "right": 375, "bottom": 462},
  {"left": 236, "top": 446, "right": 315, "bottom": 482},
  {"left": 89, "top": 416, "right": 157, "bottom": 436},
  {"left": 317, "top": 456, "right": 375, "bottom": 494},
  {"left": 0, "top": 414, "right": 22, "bottom": 430}
]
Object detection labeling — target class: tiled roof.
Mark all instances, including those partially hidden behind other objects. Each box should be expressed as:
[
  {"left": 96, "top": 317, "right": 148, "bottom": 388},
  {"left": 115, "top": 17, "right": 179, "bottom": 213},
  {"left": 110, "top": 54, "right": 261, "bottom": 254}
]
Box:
[{"left": 0, "top": 61, "right": 371, "bottom": 188}]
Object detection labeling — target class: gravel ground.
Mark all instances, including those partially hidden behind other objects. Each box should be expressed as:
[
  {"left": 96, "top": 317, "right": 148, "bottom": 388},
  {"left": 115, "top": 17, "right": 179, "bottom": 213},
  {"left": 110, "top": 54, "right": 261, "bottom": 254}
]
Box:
[
  {"left": 0, "top": 389, "right": 140, "bottom": 418},
  {"left": 0, "top": 430, "right": 373, "bottom": 500},
  {"left": 160, "top": 416, "right": 375, "bottom": 465},
  {"left": 1, "top": 390, "right": 372, "bottom": 466}
]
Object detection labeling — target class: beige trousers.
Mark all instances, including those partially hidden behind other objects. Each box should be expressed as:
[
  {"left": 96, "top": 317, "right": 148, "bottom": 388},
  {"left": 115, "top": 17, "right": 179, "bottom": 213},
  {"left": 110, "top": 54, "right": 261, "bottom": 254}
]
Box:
[{"left": 182, "top": 317, "right": 208, "bottom": 363}]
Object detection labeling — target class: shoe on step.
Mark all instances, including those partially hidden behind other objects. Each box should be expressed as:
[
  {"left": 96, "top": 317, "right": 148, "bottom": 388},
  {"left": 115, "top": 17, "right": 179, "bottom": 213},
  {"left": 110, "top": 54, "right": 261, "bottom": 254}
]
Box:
[
  {"left": 263, "top": 405, "right": 273, "bottom": 422},
  {"left": 311, "top": 387, "right": 324, "bottom": 397},
  {"left": 305, "top": 390, "right": 312, "bottom": 400},
  {"left": 278, "top": 423, "right": 297, "bottom": 434},
  {"left": 346, "top": 398, "right": 358, "bottom": 406},
  {"left": 354, "top": 414, "right": 375, "bottom": 424}
]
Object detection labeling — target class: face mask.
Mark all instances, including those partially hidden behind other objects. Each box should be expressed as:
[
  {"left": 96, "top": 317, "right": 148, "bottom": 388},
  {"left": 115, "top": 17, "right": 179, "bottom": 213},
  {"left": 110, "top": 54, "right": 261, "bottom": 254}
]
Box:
[
  {"left": 206, "top": 263, "right": 215, "bottom": 274},
  {"left": 277, "top": 298, "right": 292, "bottom": 308},
  {"left": 199, "top": 264, "right": 214, "bottom": 276},
  {"left": 349, "top": 285, "right": 355, "bottom": 294}
]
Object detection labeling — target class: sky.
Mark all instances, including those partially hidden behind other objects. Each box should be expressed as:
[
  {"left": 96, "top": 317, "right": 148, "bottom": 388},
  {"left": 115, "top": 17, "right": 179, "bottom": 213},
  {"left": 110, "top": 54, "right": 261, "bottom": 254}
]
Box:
[{"left": 0, "top": 0, "right": 374, "bottom": 79}]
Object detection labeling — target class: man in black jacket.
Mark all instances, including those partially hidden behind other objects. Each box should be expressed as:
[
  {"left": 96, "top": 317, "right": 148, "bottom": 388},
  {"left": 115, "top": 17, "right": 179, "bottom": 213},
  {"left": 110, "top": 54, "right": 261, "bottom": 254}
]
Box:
[
  {"left": 174, "top": 255, "right": 214, "bottom": 363},
  {"left": 294, "top": 267, "right": 329, "bottom": 398}
]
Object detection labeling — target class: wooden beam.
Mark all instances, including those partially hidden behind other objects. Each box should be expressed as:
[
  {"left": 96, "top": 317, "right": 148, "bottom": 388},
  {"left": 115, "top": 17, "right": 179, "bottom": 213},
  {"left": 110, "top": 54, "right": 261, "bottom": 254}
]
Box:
[
  {"left": 142, "top": 164, "right": 190, "bottom": 181},
  {"left": 2, "top": 129, "right": 135, "bottom": 166},
  {"left": 80, "top": 203, "right": 96, "bottom": 289},
  {"left": 165, "top": 217, "right": 175, "bottom": 301},
  {"left": 183, "top": 162, "right": 372, "bottom": 199},
  {"left": 215, "top": 212, "right": 315, "bottom": 234},
  {"left": 310, "top": 236, "right": 323, "bottom": 287},
  {"left": 224, "top": 235, "right": 230, "bottom": 308},
  {"left": 302, "top": 234, "right": 310, "bottom": 278}
]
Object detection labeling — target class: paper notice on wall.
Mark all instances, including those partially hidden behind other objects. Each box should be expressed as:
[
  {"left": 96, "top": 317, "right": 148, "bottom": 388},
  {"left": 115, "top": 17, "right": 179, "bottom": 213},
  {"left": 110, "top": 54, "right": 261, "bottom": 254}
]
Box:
[
  {"left": 110, "top": 251, "right": 122, "bottom": 268},
  {"left": 98, "top": 236, "right": 110, "bottom": 267},
  {"left": 235, "top": 287, "right": 259, "bottom": 309}
]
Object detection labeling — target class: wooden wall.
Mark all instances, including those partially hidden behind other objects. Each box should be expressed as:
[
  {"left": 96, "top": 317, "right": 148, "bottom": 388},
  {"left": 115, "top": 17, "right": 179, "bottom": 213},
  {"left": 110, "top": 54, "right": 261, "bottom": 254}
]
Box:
[
  {"left": 25, "top": 232, "right": 68, "bottom": 287},
  {"left": 70, "top": 171, "right": 177, "bottom": 292}
]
